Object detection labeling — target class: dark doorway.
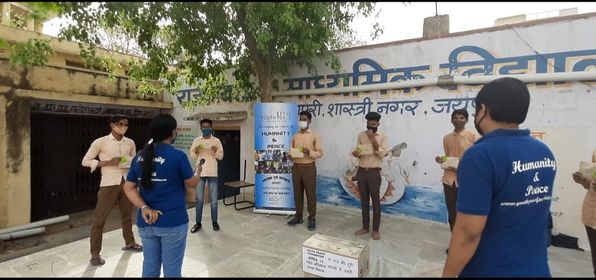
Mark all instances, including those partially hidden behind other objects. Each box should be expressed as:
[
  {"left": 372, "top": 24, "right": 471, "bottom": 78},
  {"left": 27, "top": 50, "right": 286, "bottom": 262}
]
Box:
[
  {"left": 30, "top": 112, "right": 151, "bottom": 222},
  {"left": 215, "top": 130, "right": 241, "bottom": 199}
]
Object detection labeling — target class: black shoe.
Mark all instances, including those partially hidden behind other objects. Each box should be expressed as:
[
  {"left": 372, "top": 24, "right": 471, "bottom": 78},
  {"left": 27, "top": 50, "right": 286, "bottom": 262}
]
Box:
[
  {"left": 307, "top": 219, "right": 316, "bottom": 231},
  {"left": 212, "top": 222, "right": 220, "bottom": 231},
  {"left": 191, "top": 223, "right": 202, "bottom": 233},
  {"left": 287, "top": 216, "right": 303, "bottom": 226}
]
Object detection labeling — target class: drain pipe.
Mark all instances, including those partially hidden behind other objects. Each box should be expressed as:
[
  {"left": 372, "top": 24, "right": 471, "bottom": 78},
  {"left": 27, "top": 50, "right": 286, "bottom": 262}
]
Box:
[
  {"left": 0, "top": 215, "right": 69, "bottom": 235},
  {"left": 271, "top": 71, "right": 596, "bottom": 97},
  {"left": 0, "top": 227, "right": 46, "bottom": 241}
]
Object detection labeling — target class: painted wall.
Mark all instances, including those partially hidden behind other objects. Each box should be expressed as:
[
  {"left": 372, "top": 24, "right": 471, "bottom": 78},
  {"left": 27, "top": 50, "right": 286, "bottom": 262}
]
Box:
[
  {"left": 170, "top": 94, "right": 256, "bottom": 184},
  {"left": 173, "top": 15, "right": 596, "bottom": 249},
  {"left": 0, "top": 59, "right": 171, "bottom": 229}
]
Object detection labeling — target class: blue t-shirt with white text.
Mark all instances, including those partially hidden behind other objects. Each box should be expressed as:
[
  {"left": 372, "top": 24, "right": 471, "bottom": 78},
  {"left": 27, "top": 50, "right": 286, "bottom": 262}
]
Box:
[
  {"left": 127, "top": 143, "right": 194, "bottom": 228},
  {"left": 457, "top": 129, "right": 556, "bottom": 277}
]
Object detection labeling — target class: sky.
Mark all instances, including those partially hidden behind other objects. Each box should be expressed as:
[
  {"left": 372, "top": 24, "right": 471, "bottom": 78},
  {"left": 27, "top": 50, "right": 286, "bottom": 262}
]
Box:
[
  {"left": 350, "top": 2, "right": 596, "bottom": 45},
  {"left": 43, "top": 2, "right": 596, "bottom": 46}
]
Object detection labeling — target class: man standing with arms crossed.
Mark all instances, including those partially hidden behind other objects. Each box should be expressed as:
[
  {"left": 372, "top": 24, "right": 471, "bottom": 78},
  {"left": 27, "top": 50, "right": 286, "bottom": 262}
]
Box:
[
  {"left": 352, "top": 112, "right": 388, "bottom": 240},
  {"left": 189, "top": 119, "right": 224, "bottom": 233},
  {"left": 435, "top": 109, "right": 479, "bottom": 253},
  {"left": 82, "top": 115, "right": 142, "bottom": 266},
  {"left": 287, "top": 111, "right": 323, "bottom": 231}
]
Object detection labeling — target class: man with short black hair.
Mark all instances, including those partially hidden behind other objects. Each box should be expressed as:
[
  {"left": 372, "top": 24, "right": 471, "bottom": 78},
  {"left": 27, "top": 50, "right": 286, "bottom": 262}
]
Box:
[
  {"left": 189, "top": 118, "right": 224, "bottom": 233},
  {"left": 352, "top": 111, "right": 388, "bottom": 240},
  {"left": 435, "top": 109, "right": 480, "bottom": 253},
  {"left": 287, "top": 111, "right": 323, "bottom": 231},
  {"left": 82, "top": 115, "right": 142, "bottom": 266},
  {"left": 443, "top": 77, "right": 557, "bottom": 277}
]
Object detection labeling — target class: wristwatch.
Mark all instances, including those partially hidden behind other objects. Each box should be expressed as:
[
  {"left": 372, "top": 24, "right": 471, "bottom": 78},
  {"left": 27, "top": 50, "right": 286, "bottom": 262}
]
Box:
[{"left": 141, "top": 205, "right": 149, "bottom": 210}]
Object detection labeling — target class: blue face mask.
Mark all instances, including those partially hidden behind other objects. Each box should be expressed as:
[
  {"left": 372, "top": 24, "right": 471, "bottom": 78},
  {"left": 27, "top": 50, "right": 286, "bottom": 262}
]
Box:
[{"left": 201, "top": 128, "right": 213, "bottom": 136}]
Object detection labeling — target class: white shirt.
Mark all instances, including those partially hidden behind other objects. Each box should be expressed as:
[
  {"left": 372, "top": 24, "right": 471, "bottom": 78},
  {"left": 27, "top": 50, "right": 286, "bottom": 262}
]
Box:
[
  {"left": 189, "top": 136, "right": 224, "bottom": 177},
  {"left": 81, "top": 133, "right": 136, "bottom": 187}
]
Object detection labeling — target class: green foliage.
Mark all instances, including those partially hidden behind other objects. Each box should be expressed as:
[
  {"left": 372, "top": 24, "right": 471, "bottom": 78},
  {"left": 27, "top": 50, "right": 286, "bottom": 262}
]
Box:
[
  {"left": 9, "top": 14, "right": 26, "bottom": 28},
  {"left": 79, "top": 43, "right": 122, "bottom": 79},
  {"left": 23, "top": 2, "right": 63, "bottom": 22},
  {"left": 0, "top": 38, "right": 9, "bottom": 49},
  {"left": 136, "top": 80, "right": 162, "bottom": 96},
  {"left": 56, "top": 2, "right": 380, "bottom": 104},
  {"left": 8, "top": 39, "right": 54, "bottom": 66},
  {"left": 0, "top": 3, "right": 60, "bottom": 67}
]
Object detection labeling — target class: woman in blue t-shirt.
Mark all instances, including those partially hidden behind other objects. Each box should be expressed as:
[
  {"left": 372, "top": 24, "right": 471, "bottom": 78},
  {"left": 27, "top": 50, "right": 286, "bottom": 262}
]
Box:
[{"left": 123, "top": 113, "right": 201, "bottom": 277}]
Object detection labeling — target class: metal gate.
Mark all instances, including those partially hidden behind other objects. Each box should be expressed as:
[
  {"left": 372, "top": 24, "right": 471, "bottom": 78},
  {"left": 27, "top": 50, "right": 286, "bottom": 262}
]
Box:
[{"left": 30, "top": 112, "right": 151, "bottom": 222}]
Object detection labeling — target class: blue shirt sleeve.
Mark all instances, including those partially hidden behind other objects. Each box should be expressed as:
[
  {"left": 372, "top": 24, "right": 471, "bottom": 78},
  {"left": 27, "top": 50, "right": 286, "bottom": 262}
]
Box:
[
  {"left": 126, "top": 154, "right": 140, "bottom": 183},
  {"left": 456, "top": 147, "right": 494, "bottom": 216},
  {"left": 179, "top": 151, "right": 194, "bottom": 180}
]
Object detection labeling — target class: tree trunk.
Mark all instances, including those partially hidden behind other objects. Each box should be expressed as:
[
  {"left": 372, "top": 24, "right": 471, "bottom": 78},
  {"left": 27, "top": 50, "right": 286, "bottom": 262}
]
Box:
[
  {"left": 257, "top": 70, "right": 273, "bottom": 102},
  {"left": 235, "top": 3, "right": 273, "bottom": 102}
]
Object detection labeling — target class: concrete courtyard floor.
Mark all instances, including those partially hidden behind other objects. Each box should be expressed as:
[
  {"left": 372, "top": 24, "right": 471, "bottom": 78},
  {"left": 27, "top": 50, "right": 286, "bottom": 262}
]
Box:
[{"left": 0, "top": 201, "right": 593, "bottom": 277}]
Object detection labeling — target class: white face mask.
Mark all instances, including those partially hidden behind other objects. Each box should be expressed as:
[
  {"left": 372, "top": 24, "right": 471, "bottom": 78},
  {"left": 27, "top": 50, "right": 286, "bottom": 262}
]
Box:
[{"left": 299, "top": 121, "right": 308, "bottom": 129}]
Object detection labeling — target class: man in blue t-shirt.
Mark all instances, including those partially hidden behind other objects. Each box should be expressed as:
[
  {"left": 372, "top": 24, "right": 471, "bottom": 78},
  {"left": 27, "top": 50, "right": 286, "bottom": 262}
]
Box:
[{"left": 442, "top": 77, "right": 556, "bottom": 277}]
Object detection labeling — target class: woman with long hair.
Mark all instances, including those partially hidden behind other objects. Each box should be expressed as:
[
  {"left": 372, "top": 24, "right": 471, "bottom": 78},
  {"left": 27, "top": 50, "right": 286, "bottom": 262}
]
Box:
[{"left": 123, "top": 113, "right": 201, "bottom": 277}]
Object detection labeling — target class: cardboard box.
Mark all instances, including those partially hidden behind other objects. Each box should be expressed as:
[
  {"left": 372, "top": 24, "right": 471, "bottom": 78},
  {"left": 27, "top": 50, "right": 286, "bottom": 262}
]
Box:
[{"left": 302, "top": 234, "right": 369, "bottom": 278}]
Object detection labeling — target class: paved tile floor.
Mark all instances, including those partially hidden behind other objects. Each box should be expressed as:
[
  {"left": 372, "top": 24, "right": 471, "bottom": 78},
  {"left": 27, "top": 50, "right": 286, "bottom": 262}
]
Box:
[{"left": 0, "top": 202, "right": 593, "bottom": 277}]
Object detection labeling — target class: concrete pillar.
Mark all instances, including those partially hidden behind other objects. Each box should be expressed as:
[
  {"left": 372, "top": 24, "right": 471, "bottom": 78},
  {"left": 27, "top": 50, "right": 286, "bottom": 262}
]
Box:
[
  {"left": 0, "top": 93, "right": 7, "bottom": 228},
  {"left": 423, "top": 14, "right": 449, "bottom": 38},
  {"left": 0, "top": 92, "right": 31, "bottom": 229},
  {"left": 25, "top": 18, "right": 34, "bottom": 31},
  {"left": 1, "top": 2, "right": 11, "bottom": 26},
  {"left": 34, "top": 20, "right": 43, "bottom": 33}
]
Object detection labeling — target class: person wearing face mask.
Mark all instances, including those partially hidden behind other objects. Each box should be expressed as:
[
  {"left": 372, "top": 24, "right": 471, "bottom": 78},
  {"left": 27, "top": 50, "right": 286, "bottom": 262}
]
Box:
[
  {"left": 81, "top": 114, "right": 142, "bottom": 266},
  {"left": 571, "top": 150, "right": 596, "bottom": 277},
  {"left": 189, "top": 118, "right": 224, "bottom": 233},
  {"left": 442, "top": 77, "right": 557, "bottom": 277},
  {"left": 434, "top": 109, "right": 480, "bottom": 254},
  {"left": 352, "top": 112, "right": 388, "bottom": 240},
  {"left": 287, "top": 111, "right": 324, "bottom": 231}
]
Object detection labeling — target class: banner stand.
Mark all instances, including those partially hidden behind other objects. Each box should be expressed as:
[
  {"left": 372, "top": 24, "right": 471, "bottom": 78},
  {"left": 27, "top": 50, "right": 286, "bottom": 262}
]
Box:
[
  {"left": 253, "top": 102, "right": 299, "bottom": 214},
  {"left": 253, "top": 208, "right": 296, "bottom": 216}
]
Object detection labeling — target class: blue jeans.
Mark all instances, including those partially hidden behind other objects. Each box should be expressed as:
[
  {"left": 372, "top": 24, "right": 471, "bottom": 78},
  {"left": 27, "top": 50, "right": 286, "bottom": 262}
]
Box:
[
  {"left": 138, "top": 223, "right": 188, "bottom": 278},
  {"left": 195, "top": 177, "right": 218, "bottom": 224}
]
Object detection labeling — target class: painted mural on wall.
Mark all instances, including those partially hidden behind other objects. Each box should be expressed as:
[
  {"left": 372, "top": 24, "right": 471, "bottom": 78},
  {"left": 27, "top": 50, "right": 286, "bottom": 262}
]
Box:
[
  {"left": 171, "top": 17, "right": 596, "bottom": 248},
  {"left": 275, "top": 42, "right": 596, "bottom": 225}
]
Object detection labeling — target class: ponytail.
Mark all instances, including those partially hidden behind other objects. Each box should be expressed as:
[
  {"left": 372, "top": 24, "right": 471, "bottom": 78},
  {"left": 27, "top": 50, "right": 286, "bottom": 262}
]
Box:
[
  {"left": 139, "top": 114, "right": 177, "bottom": 190},
  {"left": 141, "top": 139, "right": 155, "bottom": 190}
]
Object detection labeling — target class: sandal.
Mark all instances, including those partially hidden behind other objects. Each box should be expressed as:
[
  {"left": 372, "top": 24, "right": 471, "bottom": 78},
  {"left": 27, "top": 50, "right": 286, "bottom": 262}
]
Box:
[
  {"left": 90, "top": 257, "right": 105, "bottom": 266},
  {"left": 121, "top": 243, "right": 143, "bottom": 252}
]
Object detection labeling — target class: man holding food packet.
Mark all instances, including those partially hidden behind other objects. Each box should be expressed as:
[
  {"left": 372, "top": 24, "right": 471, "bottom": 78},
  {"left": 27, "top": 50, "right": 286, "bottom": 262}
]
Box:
[
  {"left": 287, "top": 111, "right": 323, "bottom": 231},
  {"left": 572, "top": 150, "right": 596, "bottom": 276},
  {"left": 81, "top": 114, "right": 142, "bottom": 266},
  {"left": 351, "top": 111, "right": 388, "bottom": 240},
  {"left": 189, "top": 118, "right": 224, "bottom": 233},
  {"left": 434, "top": 109, "right": 480, "bottom": 253}
]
